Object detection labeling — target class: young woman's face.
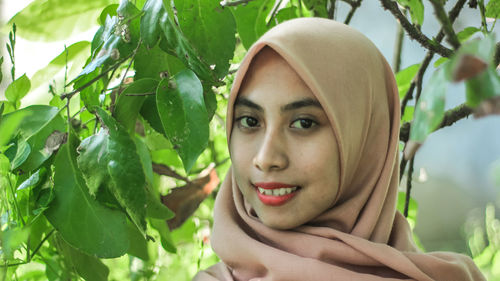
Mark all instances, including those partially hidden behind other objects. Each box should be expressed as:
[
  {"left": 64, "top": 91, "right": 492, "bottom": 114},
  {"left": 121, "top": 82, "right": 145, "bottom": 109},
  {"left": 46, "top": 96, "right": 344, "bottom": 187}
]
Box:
[{"left": 229, "top": 48, "right": 340, "bottom": 229}]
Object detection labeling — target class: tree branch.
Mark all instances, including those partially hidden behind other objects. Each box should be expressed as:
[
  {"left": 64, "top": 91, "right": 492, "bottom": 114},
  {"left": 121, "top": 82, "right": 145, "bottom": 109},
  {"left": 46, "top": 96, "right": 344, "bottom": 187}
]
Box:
[
  {"left": 429, "top": 0, "right": 460, "bottom": 50},
  {"left": 399, "top": 103, "right": 472, "bottom": 143},
  {"left": 379, "top": 0, "right": 453, "bottom": 57},
  {"left": 403, "top": 157, "right": 414, "bottom": 218},
  {"left": 152, "top": 163, "right": 189, "bottom": 182},
  {"left": 393, "top": 8, "right": 406, "bottom": 72},
  {"left": 344, "top": 0, "right": 363, "bottom": 25}
]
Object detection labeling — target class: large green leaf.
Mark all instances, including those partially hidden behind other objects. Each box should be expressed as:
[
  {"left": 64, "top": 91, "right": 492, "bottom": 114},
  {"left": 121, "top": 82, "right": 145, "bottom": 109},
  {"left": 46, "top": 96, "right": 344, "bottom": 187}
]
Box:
[
  {"left": 0, "top": 105, "right": 65, "bottom": 170},
  {"left": 150, "top": 218, "right": 176, "bottom": 253},
  {"left": 134, "top": 44, "right": 186, "bottom": 81},
  {"left": 230, "top": 0, "right": 276, "bottom": 50},
  {"left": 56, "top": 234, "right": 110, "bottom": 281},
  {"left": 7, "top": 0, "right": 115, "bottom": 41},
  {"left": 79, "top": 0, "right": 141, "bottom": 77},
  {"left": 5, "top": 74, "right": 31, "bottom": 109},
  {"left": 174, "top": 0, "right": 236, "bottom": 79},
  {"left": 158, "top": 8, "right": 216, "bottom": 84},
  {"left": 78, "top": 107, "right": 148, "bottom": 236},
  {"left": 45, "top": 136, "right": 129, "bottom": 258},
  {"left": 114, "top": 78, "right": 159, "bottom": 133},
  {"left": 141, "top": 0, "right": 165, "bottom": 48},
  {"left": 409, "top": 67, "right": 448, "bottom": 143},
  {"left": 156, "top": 70, "right": 209, "bottom": 172}
]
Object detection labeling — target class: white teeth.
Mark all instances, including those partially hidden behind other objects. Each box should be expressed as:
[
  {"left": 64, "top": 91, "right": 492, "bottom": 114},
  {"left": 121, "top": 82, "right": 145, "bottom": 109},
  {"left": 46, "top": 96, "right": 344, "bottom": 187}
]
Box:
[{"left": 257, "top": 186, "right": 298, "bottom": 196}]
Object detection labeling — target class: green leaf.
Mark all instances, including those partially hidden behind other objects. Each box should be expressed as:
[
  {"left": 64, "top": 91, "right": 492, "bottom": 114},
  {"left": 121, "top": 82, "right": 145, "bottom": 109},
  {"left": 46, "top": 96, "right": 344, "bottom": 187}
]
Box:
[
  {"left": 141, "top": 0, "right": 165, "bottom": 48},
  {"left": 135, "top": 44, "right": 186, "bottom": 81},
  {"left": 140, "top": 96, "right": 166, "bottom": 134},
  {"left": 0, "top": 106, "right": 65, "bottom": 171},
  {"left": 7, "top": 0, "right": 115, "bottom": 41},
  {"left": 456, "top": 26, "right": 481, "bottom": 43},
  {"left": 433, "top": 57, "right": 448, "bottom": 67},
  {"left": 17, "top": 167, "right": 47, "bottom": 191},
  {"left": 79, "top": 0, "right": 141, "bottom": 77},
  {"left": 94, "top": 107, "right": 148, "bottom": 235},
  {"left": 126, "top": 221, "right": 149, "bottom": 260},
  {"left": 5, "top": 74, "right": 31, "bottom": 108},
  {"left": 409, "top": 67, "right": 448, "bottom": 143},
  {"left": 156, "top": 70, "right": 209, "bottom": 172},
  {"left": 174, "top": 0, "right": 237, "bottom": 79},
  {"left": 0, "top": 227, "right": 30, "bottom": 259},
  {"left": 31, "top": 42, "right": 90, "bottom": 92},
  {"left": 146, "top": 190, "right": 175, "bottom": 220},
  {"left": 395, "top": 63, "right": 420, "bottom": 99},
  {"left": 158, "top": 9, "right": 216, "bottom": 84},
  {"left": 99, "top": 4, "right": 119, "bottom": 25},
  {"left": 7, "top": 138, "right": 31, "bottom": 170},
  {"left": 276, "top": 6, "right": 299, "bottom": 23},
  {"left": 397, "top": 0, "right": 424, "bottom": 26},
  {"left": 134, "top": 136, "right": 154, "bottom": 186},
  {"left": 302, "top": 0, "right": 328, "bottom": 17},
  {"left": 230, "top": 0, "right": 276, "bottom": 50},
  {"left": 465, "top": 67, "right": 500, "bottom": 107},
  {"left": 77, "top": 133, "right": 110, "bottom": 195},
  {"left": 45, "top": 137, "right": 129, "bottom": 258},
  {"left": 150, "top": 218, "right": 176, "bottom": 253},
  {"left": 402, "top": 105, "right": 415, "bottom": 123},
  {"left": 486, "top": 0, "right": 500, "bottom": 18},
  {"left": 114, "top": 78, "right": 159, "bottom": 133},
  {"left": 56, "top": 234, "right": 110, "bottom": 281}
]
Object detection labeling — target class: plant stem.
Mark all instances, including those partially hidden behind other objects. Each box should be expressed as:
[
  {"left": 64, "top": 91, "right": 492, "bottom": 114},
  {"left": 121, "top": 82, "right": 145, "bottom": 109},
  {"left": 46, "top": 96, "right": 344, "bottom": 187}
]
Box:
[
  {"left": 403, "top": 157, "right": 414, "bottom": 218},
  {"left": 344, "top": 0, "right": 362, "bottom": 25},
  {"left": 393, "top": 7, "right": 406, "bottom": 72},
  {"left": 7, "top": 176, "right": 25, "bottom": 227},
  {"left": 429, "top": 0, "right": 460, "bottom": 50},
  {"left": 328, "top": 0, "right": 336, "bottom": 19},
  {"left": 379, "top": 0, "right": 453, "bottom": 57},
  {"left": 479, "top": 0, "right": 489, "bottom": 33},
  {"left": 267, "top": 0, "right": 283, "bottom": 26}
]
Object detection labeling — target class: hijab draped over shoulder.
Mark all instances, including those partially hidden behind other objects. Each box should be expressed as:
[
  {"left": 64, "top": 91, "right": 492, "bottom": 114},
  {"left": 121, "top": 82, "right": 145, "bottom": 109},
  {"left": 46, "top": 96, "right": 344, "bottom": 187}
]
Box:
[{"left": 194, "top": 18, "right": 485, "bottom": 281}]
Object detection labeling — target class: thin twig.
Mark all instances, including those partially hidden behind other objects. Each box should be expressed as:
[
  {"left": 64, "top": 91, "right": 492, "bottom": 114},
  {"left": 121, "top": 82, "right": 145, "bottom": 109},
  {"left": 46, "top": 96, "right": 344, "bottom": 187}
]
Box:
[
  {"left": 152, "top": 163, "right": 189, "bottom": 182},
  {"left": 379, "top": 0, "right": 453, "bottom": 57},
  {"left": 344, "top": 0, "right": 362, "bottom": 25},
  {"left": 479, "top": 0, "right": 489, "bottom": 33},
  {"left": 429, "top": 0, "right": 460, "bottom": 49},
  {"left": 393, "top": 8, "right": 406, "bottom": 72},
  {"left": 125, "top": 92, "right": 155, "bottom": 96},
  {"left": 403, "top": 158, "right": 414, "bottom": 218},
  {"left": 220, "top": 0, "right": 253, "bottom": 7},
  {"left": 267, "top": 0, "right": 283, "bottom": 26},
  {"left": 399, "top": 103, "right": 472, "bottom": 143},
  {"left": 328, "top": 0, "right": 337, "bottom": 19}
]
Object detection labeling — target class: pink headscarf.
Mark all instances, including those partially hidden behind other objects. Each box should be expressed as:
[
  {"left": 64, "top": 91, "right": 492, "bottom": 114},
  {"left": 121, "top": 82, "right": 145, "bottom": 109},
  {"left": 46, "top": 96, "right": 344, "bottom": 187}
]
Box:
[{"left": 194, "top": 18, "right": 485, "bottom": 281}]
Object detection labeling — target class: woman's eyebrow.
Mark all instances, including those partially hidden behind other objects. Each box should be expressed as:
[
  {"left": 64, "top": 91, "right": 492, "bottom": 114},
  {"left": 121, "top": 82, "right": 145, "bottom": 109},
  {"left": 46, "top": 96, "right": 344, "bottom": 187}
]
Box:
[
  {"left": 234, "top": 97, "right": 263, "bottom": 111},
  {"left": 281, "top": 98, "right": 322, "bottom": 112}
]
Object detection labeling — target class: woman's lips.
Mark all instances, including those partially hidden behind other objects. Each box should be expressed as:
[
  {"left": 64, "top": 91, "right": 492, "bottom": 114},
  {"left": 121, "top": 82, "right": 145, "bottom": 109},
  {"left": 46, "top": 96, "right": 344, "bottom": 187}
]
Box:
[{"left": 253, "top": 182, "right": 300, "bottom": 206}]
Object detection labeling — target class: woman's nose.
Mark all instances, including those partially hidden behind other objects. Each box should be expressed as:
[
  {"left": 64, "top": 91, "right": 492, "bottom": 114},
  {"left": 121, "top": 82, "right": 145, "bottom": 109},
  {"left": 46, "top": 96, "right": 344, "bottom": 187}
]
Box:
[{"left": 252, "top": 131, "right": 289, "bottom": 172}]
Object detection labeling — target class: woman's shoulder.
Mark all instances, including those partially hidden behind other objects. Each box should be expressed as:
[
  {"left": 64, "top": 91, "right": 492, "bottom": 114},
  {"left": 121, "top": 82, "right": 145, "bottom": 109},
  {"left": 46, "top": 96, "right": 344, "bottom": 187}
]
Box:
[{"left": 192, "top": 262, "right": 233, "bottom": 281}]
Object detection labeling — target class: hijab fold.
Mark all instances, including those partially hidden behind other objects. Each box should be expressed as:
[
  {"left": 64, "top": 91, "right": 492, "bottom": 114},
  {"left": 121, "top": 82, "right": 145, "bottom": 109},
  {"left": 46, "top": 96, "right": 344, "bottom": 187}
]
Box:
[{"left": 194, "top": 18, "right": 485, "bottom": 281}]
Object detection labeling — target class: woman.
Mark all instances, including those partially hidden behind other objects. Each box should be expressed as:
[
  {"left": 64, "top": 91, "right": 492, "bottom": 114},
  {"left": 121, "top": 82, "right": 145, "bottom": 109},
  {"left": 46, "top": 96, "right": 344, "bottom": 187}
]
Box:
[{"left": 194, "top": 18, "right": 485, "bottom": 280}]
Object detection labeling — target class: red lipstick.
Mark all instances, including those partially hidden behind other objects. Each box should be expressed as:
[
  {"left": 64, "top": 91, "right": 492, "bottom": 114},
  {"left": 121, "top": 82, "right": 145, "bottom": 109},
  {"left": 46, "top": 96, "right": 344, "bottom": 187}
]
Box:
[{"left": 254, "top": 182, "right": 299, "bottom": 206}]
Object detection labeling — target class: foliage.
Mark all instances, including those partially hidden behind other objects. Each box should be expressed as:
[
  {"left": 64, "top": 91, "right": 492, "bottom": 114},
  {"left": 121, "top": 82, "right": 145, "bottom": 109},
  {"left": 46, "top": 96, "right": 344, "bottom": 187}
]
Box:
[{"left": 0, "top": 0, "right": 499, "bottom": 280}]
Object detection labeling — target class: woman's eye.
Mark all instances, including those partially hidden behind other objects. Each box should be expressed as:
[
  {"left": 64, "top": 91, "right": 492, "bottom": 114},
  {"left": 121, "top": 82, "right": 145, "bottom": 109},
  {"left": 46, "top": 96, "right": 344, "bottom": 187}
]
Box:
[
  {"left": 291, "top": 119, "right": 316, "bottom": 129},
  {"left": 237, "top": 116, "right": 259, "bottom": 128}
]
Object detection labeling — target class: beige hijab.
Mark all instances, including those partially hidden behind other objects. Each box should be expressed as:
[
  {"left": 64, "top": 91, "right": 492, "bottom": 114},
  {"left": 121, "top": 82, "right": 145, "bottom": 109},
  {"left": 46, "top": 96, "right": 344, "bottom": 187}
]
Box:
[{"left": 194, "top": 18, "right": 484, "bottom": 281}]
